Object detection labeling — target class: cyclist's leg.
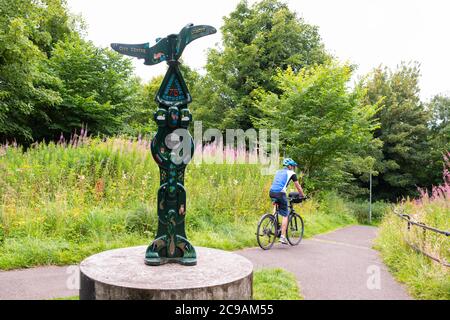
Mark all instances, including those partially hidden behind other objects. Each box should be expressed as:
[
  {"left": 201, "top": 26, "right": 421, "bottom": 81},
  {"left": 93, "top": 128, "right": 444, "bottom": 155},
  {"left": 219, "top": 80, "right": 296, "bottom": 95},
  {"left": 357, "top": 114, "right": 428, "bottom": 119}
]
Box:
[
  {"left": 278, "top": 193, "right": 289, "bottom": 237},
  {"left": 269, "top": 191, "right": 280, "bottom": 215}
]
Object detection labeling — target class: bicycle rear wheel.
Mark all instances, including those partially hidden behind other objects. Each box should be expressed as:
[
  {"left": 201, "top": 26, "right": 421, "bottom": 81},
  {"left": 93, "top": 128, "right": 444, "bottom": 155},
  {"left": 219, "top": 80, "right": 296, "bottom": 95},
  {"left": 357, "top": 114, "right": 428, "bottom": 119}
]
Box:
[
  {"left": 287, "top": 213, "right": 304, "bottom": 246},
  {"left": 256, "top": 214, "right": 277, "bottom": 250}
]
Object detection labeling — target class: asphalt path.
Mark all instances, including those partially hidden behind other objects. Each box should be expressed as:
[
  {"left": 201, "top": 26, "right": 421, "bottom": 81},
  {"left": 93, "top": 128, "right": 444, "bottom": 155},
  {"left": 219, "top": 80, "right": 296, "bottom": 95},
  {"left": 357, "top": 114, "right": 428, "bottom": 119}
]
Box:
[{"left": 238, "top": 225, "right": 412, "bottom": 300}]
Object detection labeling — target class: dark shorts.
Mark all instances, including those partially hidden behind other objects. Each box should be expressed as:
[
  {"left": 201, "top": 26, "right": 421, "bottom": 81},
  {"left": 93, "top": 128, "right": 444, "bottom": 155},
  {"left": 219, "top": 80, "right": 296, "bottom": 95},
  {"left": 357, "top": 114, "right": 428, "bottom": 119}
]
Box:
[{"left": 269, "top": 191, "right": 288, "bottom": 217}]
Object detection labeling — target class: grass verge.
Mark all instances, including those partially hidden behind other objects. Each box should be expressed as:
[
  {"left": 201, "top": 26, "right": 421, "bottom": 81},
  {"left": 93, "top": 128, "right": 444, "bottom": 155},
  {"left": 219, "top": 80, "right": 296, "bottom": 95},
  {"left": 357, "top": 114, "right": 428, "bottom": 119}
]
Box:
[
  {"left": 374, "top": 201, "right": 449, "bottom": 300},
  {"left": 253, "top": 268, "right": 302, "bottom": 300}
]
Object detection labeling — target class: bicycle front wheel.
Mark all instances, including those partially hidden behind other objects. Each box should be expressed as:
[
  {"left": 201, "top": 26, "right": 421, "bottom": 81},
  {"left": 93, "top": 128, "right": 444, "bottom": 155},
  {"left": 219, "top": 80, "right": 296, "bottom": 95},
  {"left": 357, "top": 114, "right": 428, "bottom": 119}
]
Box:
[
  {"left": 287, "top": 213, "right": 304, "bottom": 246},
  {"left": 256, "top": 214, "right": 277, "bottom": 250}
]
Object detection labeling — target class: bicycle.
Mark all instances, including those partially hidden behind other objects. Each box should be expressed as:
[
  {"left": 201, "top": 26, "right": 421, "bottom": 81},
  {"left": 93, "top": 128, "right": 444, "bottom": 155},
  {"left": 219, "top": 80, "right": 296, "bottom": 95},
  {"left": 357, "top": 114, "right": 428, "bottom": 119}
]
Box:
[{"left": 256, "top": 192, "right": 307, "bottom": 250}]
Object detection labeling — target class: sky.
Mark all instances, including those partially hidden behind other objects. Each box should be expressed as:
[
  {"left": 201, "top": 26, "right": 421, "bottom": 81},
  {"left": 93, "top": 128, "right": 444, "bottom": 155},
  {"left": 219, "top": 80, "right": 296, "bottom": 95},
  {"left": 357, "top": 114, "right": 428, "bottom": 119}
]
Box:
[{"left": 66, "top": 0, "right": 450, "bottom": 101}]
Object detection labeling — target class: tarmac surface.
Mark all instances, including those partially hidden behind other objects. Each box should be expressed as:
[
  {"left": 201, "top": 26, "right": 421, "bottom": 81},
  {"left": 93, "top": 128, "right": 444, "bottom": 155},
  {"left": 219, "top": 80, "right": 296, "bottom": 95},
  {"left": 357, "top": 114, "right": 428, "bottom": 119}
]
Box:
[{"left": 238, "top": 225, "right": 412, "bottom": 300}]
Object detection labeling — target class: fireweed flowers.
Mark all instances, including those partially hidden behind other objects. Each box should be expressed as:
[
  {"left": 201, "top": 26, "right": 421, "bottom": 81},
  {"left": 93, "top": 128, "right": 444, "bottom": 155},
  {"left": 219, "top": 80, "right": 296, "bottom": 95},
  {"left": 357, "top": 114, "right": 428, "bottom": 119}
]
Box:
[{"left": 397, "top": 152, "right": 450, "bottom": 267}]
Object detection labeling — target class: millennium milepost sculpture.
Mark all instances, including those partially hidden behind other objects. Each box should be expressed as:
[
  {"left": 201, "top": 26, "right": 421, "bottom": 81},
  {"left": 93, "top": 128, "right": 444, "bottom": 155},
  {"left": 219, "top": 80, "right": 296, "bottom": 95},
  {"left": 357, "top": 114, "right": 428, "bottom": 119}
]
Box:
[{"left": 111, "top": 24, "right": 216, "bottom": 266}]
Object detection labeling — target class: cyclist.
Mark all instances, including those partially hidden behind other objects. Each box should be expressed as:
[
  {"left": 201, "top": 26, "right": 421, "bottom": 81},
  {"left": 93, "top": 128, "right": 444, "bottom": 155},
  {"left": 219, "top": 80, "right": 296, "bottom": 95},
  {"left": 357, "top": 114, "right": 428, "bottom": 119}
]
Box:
[{"left": 269, "top": 158, "right": 305, "bottom": 244}]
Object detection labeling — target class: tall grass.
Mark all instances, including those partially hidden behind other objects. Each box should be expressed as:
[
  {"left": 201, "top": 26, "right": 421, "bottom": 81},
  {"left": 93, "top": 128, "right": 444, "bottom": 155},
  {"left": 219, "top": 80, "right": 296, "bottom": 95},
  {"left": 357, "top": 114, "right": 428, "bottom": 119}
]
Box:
[
  {"left": 375, "top": 153, "right": 450, "bottom": 299},
  {"left": 0, "top": 137, "right": 356, "bottom": 269}
]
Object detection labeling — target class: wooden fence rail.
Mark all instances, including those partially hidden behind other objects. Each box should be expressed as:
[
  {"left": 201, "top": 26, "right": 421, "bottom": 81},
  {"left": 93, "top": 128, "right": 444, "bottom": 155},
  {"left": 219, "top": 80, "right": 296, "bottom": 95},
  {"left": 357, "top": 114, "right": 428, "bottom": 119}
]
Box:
[{"left": 393, "top": 209, "right": 449, "bottom": 267}]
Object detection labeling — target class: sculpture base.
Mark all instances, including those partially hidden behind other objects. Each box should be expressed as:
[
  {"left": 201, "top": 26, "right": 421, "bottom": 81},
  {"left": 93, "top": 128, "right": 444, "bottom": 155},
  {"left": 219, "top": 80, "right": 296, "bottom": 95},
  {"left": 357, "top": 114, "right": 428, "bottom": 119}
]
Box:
[
  {"left": 144, "top": 235, "right": 197, "bottom": 266},
  {"left": 144, "top": 256, "right": 197, "bottom": 266},
  {"left": 79, "top": 246, "right": 253, "bottom": 300}
]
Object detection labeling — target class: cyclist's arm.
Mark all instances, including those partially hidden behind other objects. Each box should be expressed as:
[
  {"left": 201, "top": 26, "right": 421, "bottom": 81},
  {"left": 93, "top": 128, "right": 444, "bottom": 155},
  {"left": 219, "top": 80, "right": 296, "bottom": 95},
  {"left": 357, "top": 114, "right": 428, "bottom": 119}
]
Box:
[
  {"left": 294, "top": 181, "right": 305, "bottom": 197},
  {"left": 290, "top": 172, "right": 305, "bottom": 197}
]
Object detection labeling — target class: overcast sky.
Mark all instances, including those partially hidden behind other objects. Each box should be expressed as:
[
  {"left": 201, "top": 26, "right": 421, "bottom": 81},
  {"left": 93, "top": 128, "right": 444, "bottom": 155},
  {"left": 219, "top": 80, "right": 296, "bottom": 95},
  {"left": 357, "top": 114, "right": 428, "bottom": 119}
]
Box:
[{"left": 67, "top": 0, "right": 450, "bottom": 101}]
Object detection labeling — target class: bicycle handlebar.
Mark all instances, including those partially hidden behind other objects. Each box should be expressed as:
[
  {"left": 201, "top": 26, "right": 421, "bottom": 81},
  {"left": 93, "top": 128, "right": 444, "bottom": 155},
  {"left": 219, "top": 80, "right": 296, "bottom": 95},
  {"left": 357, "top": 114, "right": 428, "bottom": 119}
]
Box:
[{"left": 288, "top": 195, "right": 309, "bottom": 203}]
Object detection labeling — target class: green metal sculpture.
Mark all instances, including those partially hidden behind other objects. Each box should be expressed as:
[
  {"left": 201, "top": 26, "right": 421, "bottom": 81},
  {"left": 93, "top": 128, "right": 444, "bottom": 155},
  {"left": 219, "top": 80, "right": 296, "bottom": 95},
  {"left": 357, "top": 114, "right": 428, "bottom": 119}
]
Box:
[{"left": 111, "top": 24, "right": 216, "bottom": 266}]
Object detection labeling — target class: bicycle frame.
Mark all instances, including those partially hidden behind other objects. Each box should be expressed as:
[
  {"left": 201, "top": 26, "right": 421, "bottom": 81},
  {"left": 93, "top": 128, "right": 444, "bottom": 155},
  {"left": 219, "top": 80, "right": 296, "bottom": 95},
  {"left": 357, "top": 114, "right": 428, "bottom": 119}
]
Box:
[
  {"left": 272, "top": 201, "right": 297, "bottom": 216},
  {"left": 272, "top": 201, "right": 297, "bottom": 236}
]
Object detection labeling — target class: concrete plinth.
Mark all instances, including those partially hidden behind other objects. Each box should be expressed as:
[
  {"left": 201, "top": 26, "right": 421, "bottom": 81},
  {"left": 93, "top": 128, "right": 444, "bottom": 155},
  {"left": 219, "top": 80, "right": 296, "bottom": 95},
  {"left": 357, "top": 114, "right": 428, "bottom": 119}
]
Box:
[{"left": 79, "top": 246, "right": 253, "bottom": 300}]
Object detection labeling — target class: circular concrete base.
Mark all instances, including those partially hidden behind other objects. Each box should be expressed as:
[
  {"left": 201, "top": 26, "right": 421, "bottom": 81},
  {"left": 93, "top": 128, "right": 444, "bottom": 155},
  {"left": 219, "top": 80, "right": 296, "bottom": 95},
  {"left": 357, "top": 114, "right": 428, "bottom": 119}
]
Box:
[{"left": 79, "top": 246, "right": 253, "bottom": 300}]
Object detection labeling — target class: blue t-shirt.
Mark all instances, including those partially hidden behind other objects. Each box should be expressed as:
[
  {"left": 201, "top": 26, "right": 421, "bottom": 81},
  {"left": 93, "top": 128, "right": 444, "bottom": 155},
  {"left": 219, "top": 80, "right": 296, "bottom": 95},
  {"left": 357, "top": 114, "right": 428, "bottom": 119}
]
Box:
[{"left": 270, "top": 168, "right": 298, "bottom": 193}]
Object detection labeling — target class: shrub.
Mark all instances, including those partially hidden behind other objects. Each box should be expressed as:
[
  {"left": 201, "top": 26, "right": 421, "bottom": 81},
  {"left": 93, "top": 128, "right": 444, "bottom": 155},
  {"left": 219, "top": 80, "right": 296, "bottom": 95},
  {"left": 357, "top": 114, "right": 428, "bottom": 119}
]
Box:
[{"left": 346, "top": 200, "right": 391, "bottom": 224}]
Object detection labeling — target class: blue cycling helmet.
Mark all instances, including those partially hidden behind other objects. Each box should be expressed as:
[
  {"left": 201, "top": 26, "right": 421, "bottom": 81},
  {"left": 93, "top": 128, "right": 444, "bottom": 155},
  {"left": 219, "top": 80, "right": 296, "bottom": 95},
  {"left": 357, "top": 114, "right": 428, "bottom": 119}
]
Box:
[{"left": 283, "top": 158, "right": 298, "bottom": 167}]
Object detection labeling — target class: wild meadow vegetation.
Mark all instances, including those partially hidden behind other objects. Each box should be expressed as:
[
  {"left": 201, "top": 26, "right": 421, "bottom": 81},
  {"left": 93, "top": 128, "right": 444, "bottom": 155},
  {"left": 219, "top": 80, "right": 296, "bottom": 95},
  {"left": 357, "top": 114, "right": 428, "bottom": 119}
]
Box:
[
  {"left": 0, "top": 137, "right": 362, "bottom": 270},
  {"left": 375, "top": 156, "right": 450, "bottom": 300}
]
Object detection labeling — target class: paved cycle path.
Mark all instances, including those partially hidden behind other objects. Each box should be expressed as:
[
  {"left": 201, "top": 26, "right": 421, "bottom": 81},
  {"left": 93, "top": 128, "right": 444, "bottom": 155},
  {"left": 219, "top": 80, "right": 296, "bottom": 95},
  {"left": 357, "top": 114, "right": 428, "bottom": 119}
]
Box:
[
  {"left": 238, "top": 225, "right": 412, "bottom": 300},
  {"left": 0, "top": 225, "right": 411, "bottom": 300},
  {"left": 0, "top": 265, "right": 79, "bottom": 300}
]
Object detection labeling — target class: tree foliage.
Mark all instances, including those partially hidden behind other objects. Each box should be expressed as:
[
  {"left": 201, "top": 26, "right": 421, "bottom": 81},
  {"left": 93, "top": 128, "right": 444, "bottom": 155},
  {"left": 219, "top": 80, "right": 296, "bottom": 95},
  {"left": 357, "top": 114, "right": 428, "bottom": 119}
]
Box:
[
  {"left": 192, "top": 0, "right": 329, "bottom": 130},
  {"left": 360, "top": 63, "right": 432, "bottom": 200},
  {"left": 254, "top": 62, "right": 380, "bottom": 191},
  {"left": 0, "top": 0, "right": 73, "bottom": 142},
  {"left": 425, "top": 94, "right": 450, "bottom": 185},
  {"left": 428, "top": 94, "right": 450, "bottom": 142},
  {"left": 0, "top": 0, "right": 147, "bottom": 142},
  {"left": 45, "top": 37, "right": 144, "bottom": 139}
]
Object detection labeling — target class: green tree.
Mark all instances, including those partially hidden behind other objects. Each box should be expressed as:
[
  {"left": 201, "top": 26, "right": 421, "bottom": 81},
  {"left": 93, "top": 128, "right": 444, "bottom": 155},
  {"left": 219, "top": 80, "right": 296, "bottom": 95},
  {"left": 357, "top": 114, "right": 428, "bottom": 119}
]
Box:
[
  {"left": 0, "top": 0, "right": 78, "bottom": 143},
  {"left": 0, "top": 0, "right": 75, "bottom": 56},
  {"left": 428, "top": 94, "right": 450, "bottom": 139},
  {"left": 124, "top": 75, "right": 162, "bottom": 135},
  {"left": 360, "top": 63, "right": 431, "bottom": 200},
  {"left": 426, "top": 94, "right": 450, "bottom": 184},
  {"left": 44, "top": 36, "right": 144, "bottom": 139},
  {"left": 255, "top": 62, "right": 380, "bottom": 191},
  {"left": 0, "top": 0, "right": 146, "bottom": 142},
  {"left": 192, "top": 0, "right": 329, "bottom": 130}
]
